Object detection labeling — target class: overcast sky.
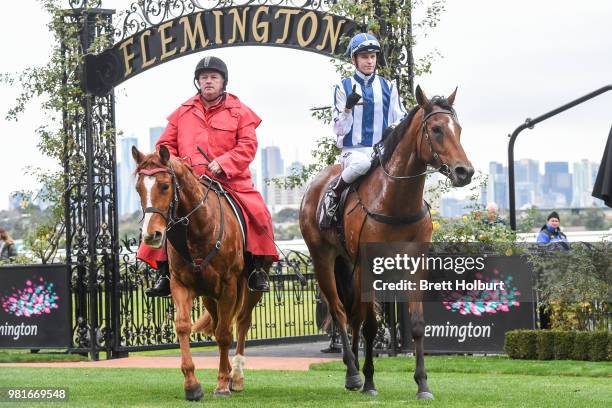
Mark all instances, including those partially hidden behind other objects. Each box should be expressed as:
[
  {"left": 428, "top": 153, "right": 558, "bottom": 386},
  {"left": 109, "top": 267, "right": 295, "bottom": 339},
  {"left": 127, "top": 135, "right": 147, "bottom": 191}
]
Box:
[{"left": 1, "top": 0, "right": 611, "bottom": 210}]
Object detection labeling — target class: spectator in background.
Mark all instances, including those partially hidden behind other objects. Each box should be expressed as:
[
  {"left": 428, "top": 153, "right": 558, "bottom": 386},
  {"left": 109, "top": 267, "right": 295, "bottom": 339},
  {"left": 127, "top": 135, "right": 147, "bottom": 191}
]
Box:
[
  {"left": 483, "top": 202, "right": 505, "bottom": 227},
  {"left": 537, "top": 211, "right": 569, "bottom": 250},
  {"left": 0, "top": 228, "right": 17, "bottom": 261}
]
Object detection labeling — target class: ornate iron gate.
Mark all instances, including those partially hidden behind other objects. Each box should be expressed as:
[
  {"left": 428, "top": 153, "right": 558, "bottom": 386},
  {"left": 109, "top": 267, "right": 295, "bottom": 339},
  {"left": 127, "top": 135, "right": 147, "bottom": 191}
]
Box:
[{"left": 63, "top": 0, "right": 413, "bottom": 359}]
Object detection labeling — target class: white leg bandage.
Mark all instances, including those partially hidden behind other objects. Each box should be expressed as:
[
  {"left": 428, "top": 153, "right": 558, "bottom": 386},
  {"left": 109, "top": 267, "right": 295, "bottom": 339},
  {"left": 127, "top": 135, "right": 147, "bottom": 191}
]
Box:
[{"left": 231, "top": 354, "right": 246, "bottom": 378}]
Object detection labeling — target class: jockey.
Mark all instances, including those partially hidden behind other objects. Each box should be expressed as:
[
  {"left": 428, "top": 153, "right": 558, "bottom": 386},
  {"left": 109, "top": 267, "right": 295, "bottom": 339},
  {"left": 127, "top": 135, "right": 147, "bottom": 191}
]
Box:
[
  {"left": 140, "top": 55, "right": 277, "bottom": 296},
  {"left": 319, "top": 33, "right": 407, "bottom": 228}
]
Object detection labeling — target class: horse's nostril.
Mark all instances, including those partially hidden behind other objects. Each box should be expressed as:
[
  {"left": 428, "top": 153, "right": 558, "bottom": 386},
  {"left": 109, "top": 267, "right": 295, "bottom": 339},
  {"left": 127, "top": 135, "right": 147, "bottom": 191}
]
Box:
[
  {"left": 455, "top": 166, "right": 468, "bottom": 179},
  {"left": 454, "top": 165, "right": 474, "bottom": 181},
  {"left": 152, "top": 231, "right": 163, "bottom": 241}
]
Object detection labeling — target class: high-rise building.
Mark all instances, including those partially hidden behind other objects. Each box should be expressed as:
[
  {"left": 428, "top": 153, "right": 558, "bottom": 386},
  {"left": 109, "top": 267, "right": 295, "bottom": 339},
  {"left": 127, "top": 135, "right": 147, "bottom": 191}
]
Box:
[
  {"left": 261, "top": 146, "right": 284, "bottom": 203},
  {"left": 572, "top": 160, "right": 601, "bottom": 207},
  {"left": 487, "top": 162, "right": 507, "bottom": 209},
  {"left": 149, "top": 126, "right": 164, "bottom": 153},
  {"left": 514, "top": 159, "right": 540, "bottom": 208},
  {"left": 543, "top": 162, "right": 572, "bottom": 206},
  {"left": 440, "top": 197, "right": 468, "bottom": 217},
  {"left": 286, "top": 161, "right": 304, "bottom": 176},
  {"left": 118, "top": 136, "right": 140, "bottom": 215}
]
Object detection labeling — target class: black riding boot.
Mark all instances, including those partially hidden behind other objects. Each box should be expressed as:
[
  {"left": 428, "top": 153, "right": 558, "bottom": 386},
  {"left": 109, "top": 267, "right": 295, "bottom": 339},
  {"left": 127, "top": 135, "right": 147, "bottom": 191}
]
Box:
[
  {"left": 319, "top": 176, "right": 350, "bottom": 229},
  {"left": 248, "top": 257, "right": 270, "bottom": 292},
  {"left": 145, "top": 261, "right": 171, "bottom": 297}
]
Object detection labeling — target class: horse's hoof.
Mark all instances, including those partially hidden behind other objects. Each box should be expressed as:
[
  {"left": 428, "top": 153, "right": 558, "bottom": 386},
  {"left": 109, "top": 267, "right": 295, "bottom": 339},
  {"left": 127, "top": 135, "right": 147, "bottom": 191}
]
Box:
[
  {"left": 361, "top": 388, "right": 378, "bottom": 396},
  {"left": 229, "top": 377, "right": 244, "bottom": 392},
  {"left": 185, "top": 384, "right": 203, "bottom": 401},
  {"left": 416, "top": 391, "right": 434, "bottom": 400},
  {"left": 213, "top": 388, "right": 231, "bottom": 397},
  {"left": 345, "top": 374, "right": 363, "bottom": 391}
]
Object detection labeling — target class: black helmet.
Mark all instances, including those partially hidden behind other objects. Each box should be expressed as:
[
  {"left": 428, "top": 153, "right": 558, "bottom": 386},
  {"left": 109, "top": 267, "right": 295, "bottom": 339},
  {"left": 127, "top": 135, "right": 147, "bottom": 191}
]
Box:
[{"left": 194, "top": 56, "right": 228, "bottom": 88}]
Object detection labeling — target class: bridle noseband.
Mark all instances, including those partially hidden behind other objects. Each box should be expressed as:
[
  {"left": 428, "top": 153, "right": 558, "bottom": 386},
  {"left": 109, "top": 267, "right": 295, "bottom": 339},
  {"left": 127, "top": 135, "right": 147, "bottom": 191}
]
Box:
[{"left": 375, "top": 107, "right": 457, "bottom": 181}]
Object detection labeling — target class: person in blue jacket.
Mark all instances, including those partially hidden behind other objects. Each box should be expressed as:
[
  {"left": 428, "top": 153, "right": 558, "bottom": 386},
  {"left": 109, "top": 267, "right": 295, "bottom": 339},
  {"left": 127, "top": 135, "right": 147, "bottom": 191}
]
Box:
[{"left": 536, "top": 211, "right": 569, "bottom": 250}]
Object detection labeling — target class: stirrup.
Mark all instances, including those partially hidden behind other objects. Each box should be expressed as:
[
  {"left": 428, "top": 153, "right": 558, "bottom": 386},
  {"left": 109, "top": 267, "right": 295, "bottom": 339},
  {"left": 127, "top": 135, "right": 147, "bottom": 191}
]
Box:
[{"left": 247, "top": 269, "right": 270, "bottom": 292}]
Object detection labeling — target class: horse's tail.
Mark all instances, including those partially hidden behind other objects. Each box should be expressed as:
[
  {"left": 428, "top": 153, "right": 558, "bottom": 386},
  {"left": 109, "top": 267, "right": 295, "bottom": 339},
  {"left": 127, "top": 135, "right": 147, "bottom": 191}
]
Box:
[
  {"left": 333, "top": 256, "right": 354, "bottom": 322},
  {"left": 192, "top": 309, "right": 215, "bottom": 337}
]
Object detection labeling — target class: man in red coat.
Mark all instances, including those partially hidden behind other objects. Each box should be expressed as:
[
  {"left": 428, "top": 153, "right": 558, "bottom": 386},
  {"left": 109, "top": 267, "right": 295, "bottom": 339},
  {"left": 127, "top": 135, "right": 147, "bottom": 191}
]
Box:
[{"left": 139, "top": 56, "right": 277, "bottom": 296}]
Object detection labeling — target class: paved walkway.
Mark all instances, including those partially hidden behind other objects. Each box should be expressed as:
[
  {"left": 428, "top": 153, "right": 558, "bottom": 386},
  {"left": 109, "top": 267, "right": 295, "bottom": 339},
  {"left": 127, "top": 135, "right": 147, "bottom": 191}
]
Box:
[{"left": 0, "top": 341, "right": 342, "bottom": 371}]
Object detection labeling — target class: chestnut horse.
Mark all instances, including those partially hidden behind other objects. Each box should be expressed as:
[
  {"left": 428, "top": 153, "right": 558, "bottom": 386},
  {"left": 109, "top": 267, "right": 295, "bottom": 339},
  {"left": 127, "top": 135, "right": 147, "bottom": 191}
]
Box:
[
  {"left": 132, "top": 145, "right": 270, "bottom": 401},
  {"left": 300, "top": 86, "right": 473, "bottom": 399}
]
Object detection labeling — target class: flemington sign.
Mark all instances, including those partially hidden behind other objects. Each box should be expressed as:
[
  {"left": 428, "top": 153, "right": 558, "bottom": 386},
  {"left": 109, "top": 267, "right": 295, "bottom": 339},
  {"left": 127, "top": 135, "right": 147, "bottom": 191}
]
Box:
[
  {"left": 83, "top": 6, "right": 358, "bottom": 96},
  {"left": 0, "top": 265, "right": 71, "bottom": 348}
]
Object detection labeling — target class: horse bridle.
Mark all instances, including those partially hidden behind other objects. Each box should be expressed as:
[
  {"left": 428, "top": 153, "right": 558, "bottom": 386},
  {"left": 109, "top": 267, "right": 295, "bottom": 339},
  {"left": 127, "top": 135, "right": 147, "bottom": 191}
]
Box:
[
  {"left": 375, "top": 107, "right": 456, "bottom": 181},
  {"left": 137, "top": 164, "right": 224, "bottom": 274}
]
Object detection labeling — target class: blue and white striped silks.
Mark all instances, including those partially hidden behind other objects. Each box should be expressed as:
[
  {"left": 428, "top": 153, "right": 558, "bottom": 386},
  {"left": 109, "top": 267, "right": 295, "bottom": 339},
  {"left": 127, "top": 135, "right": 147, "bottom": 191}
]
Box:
[{"left": 332, "top": 70, "right": 407, "bottom": 152}]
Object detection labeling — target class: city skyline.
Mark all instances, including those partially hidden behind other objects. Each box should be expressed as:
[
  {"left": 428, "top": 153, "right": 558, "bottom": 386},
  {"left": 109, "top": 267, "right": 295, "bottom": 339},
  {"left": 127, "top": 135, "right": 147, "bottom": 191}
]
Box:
[{"left": 2, "top": 1, "right": 612, "bottom": 211}]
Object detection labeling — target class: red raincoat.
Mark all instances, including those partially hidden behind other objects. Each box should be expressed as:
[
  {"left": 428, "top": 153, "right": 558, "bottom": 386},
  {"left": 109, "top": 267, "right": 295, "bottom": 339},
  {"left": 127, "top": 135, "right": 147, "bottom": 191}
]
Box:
[{"left": 137, "top": 93, "right": 278, "bottom": 268}]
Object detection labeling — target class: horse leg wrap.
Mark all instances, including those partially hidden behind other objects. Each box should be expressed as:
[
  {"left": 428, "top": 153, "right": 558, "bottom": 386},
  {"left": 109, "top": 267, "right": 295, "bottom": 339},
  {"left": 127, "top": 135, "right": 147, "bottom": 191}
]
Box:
[{"left": 229, "top": 354, "right": 246, "bottom": 392}]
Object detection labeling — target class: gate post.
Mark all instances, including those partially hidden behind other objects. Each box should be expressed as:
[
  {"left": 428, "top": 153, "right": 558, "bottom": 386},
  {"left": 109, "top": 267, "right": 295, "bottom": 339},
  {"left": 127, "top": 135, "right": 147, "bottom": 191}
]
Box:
[{"left": 62, "top": 1, "right": 120, "bottom": 360}]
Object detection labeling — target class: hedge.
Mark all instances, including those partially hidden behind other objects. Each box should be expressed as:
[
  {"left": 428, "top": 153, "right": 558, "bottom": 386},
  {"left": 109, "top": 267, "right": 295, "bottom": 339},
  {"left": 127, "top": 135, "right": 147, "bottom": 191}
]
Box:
[{"left": 505, "top": 330, "right": 610, "bottom": 361}]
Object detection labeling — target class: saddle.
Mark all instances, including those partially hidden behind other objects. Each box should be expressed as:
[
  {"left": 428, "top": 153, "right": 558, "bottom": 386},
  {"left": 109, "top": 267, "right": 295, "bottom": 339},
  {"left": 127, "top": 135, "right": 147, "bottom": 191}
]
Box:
[
  {"left": 317, "top": 174, "right": 359, "bottom": 246},
  {"left": 198, "top": 176, "right": 247, "bottom": 248}
]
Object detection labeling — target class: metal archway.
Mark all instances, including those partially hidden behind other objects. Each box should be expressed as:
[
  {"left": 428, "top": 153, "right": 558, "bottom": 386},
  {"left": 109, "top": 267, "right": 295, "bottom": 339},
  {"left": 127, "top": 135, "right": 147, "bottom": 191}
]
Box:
[{"left": 63, "top": 0, "right": 412, "bottom": 359}]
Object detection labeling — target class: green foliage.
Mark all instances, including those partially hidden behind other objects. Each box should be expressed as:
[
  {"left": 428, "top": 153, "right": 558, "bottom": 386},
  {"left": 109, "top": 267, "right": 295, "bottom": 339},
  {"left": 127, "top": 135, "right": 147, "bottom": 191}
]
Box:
[
  {"left": 428, "top": 173, "right": 519, "bottom": 253},
  {"left": 572, "top": 331, "right": 590, "bottom": 361},
  {"left": 536, "top": 330, "right": 555, "bottom": 360},
  {"left": 528, "top": 242, "right": 611, "bottom": 330},
  {"left": 1, "top": 1, "right": 113, "bottom": 263},
  {"left": 506, "top": 330, "right": 610, "bottom": 361},
  {"left": 505, "top": 330, "right": 537, "bottom": 360},
  {"left": 588, "top": 331, "right": 609, "bottom": 362},
  {"left": 273, "top": 223, "right": 303, "bottom": 241},
  {"left": 553, "top": 331, "right": 575, "bottom": 360},
  {"left": 272, "top": 208, "right": 299, "bottom": 223}
]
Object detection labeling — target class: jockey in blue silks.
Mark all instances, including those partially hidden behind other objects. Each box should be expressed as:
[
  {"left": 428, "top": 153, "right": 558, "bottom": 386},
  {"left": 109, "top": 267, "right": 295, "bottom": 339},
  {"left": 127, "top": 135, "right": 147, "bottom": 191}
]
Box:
[{"left": 319, "top": 33, "right": 407, "bottom": 228}]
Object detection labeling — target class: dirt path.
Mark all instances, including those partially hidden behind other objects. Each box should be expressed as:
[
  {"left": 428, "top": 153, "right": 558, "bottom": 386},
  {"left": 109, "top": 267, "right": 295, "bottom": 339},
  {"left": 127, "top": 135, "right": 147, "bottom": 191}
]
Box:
[{"left": 0, "top": 356, "right": 339, "bottom": 371}]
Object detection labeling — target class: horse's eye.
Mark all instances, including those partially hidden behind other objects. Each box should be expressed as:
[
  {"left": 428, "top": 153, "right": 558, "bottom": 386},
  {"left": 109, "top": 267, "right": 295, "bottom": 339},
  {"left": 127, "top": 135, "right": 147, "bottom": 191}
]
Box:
[
  {"left": 432, "top": 126, "right": 443, "bottom": 134},
  {"left": 160, "top": 183, "right": 170, "bottom": 192}
]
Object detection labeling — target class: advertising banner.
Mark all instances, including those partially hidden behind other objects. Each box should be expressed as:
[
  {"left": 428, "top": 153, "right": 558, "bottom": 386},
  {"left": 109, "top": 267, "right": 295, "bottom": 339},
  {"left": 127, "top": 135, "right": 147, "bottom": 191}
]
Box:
[
  {"left": 362, "top": 244, "right": 536, "bottom": 353},
  {"left": 0, "top": 264, "right": 71, "bottom": 348}
]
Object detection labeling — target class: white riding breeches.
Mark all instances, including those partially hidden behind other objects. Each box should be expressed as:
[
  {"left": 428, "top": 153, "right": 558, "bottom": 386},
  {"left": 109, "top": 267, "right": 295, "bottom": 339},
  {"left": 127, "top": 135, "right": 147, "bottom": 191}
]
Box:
[{"left": 340, "top": 150, "right": 372, "bottom": 183}]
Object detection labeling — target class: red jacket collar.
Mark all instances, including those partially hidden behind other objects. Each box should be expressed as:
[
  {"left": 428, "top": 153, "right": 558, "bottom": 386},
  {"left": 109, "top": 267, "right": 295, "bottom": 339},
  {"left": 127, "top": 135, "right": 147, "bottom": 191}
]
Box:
[{"left": 182, "top": 92, "right": 241, "bottom": 109}]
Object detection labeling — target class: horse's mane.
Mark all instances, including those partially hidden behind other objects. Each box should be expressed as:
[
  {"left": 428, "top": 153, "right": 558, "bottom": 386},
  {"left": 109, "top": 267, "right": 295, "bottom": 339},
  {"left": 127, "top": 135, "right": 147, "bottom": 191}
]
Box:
[
  {"left": 381, "top": 96, "right": 455, "bottom": 165},
  {"left": 134, "top": 153, "right": 199, "bottom": 180}
]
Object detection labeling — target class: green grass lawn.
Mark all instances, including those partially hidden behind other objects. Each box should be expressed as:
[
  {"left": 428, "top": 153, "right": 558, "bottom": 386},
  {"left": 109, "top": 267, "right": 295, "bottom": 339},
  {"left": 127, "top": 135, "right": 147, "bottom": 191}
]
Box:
[
  {"left": 0, "top": 357, "right": 610, "bottom": 407},
  {"left": 311, "top": 355, "right": 612, "bottom": 378}
]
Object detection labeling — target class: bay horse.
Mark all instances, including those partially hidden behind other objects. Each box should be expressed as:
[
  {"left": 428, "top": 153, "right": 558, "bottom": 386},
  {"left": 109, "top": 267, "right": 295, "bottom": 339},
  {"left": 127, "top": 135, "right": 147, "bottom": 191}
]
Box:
[
  {"left": 300, "top": 86, "right": 473, "bottom": 399},
  {"left": 132, "top": 145, "right": 270, "bottom": 401}
]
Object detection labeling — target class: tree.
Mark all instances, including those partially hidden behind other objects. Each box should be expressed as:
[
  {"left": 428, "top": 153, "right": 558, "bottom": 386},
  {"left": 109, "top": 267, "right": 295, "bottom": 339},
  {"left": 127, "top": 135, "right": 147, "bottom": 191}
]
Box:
[{"left": 2, "top": 0, "right": 111, "bottom": 263}]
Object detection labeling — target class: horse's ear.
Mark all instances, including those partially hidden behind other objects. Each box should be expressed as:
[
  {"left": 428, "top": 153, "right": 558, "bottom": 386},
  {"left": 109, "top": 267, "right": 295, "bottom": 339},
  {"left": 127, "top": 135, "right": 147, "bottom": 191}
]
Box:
[
  {"left": 131, "top": 145, "right": 144, "bottom": 164},
  {"left": 159, "top": 145, "right": 170, "bottom": 165},
  {"left": 447, "top": 86, "right": 458, "bottom": 105},
  {"left": 415, "top": 85, "right": 429, "bottom": 108}
]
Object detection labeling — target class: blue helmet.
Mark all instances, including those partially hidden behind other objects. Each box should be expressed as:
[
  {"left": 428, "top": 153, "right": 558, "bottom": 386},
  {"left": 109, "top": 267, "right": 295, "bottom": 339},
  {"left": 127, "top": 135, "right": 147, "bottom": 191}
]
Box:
[{"left": 347, "top": 33, "right": 381, "bottom": 58}]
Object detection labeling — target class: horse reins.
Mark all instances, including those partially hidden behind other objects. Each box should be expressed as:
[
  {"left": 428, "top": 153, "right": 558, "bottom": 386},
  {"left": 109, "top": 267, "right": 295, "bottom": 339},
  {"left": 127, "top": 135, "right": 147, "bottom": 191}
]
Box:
[
  {"left": 353, "top": 107, "right": 456, "bottom": 226},
  {"left": 375, "top": 107, "right": 455, "bottom": 181}
]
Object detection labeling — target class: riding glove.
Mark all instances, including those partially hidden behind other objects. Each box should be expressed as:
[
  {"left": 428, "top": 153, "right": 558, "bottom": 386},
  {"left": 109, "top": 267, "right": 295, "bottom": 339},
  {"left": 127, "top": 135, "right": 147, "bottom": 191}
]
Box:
[{"left": 345, "top": 85, "right": 362, "bottom": 110}]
